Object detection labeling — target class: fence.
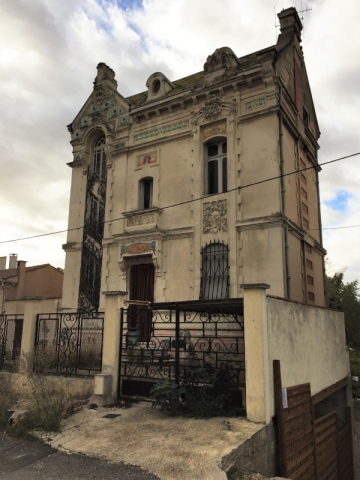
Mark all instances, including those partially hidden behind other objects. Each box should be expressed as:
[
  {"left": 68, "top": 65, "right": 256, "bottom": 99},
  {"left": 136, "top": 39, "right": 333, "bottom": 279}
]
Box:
[
  {"left": 0, "top": 314, "right": 24, "bottom": 372},
  {"left": 119, "top": 301, "right": 245, "bottom": 405},
  {"left": 35, "top": 312, "right": 104, "bottom": 376}
]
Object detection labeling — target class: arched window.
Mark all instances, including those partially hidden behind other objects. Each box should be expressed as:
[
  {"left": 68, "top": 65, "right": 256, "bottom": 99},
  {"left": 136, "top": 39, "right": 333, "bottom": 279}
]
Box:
[
  {"left": 200, "top": 241, "right": 229, "bottom": 299},
  {"left": 204, "top": 139, "right": 227, "bottom": 195},
  {"left": 92, "top": 137, "right": 106, "bottom": 181},
  {"left": 139, "top": 177, "right": 153, "bottom": 210}
]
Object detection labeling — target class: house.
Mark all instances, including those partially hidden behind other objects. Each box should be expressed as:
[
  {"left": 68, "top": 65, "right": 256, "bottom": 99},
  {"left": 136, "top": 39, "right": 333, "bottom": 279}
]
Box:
[
  {"left": 14, "top": 7, "right": 349, "bottom": 477},
  {"left": 62, "top": 7, "right": 326, "bottom": 316},
  {"left": 0, "top": 254, "right": 63, "bottom": 314}
]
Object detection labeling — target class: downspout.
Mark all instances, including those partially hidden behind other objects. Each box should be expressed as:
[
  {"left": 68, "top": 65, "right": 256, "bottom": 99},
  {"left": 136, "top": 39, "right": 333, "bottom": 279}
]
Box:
[
  {"left": 315, "top": 151, "right": 328, "bottom": 305},
  {"left": 279, "top": 84, "right": 291, "bottom": 299}
]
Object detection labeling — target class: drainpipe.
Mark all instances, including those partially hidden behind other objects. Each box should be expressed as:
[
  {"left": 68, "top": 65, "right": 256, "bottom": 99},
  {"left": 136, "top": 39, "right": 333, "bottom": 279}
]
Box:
[
  {"left": 315, "top": 152, "right": 328, "bottom": 305},
  {"left": 279, "top": 84, "right": 291, "bottom": 299}
]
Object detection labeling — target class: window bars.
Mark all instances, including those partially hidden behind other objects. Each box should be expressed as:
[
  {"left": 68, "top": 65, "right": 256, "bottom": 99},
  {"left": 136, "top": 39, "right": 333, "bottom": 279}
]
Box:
[{"left": 200, "top": 241, "right": 229, "bottom": 300}]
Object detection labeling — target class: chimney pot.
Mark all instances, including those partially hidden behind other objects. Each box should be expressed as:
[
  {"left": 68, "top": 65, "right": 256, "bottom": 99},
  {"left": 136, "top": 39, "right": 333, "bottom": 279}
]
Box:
[{"left": 9, "top": 254, "right": 17, "bottom": 269}]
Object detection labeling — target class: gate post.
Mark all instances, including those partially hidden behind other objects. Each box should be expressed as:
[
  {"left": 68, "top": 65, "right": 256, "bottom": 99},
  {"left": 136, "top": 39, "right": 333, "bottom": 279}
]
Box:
[
  {"left": 20, "top": 297, "right": 44, "bottom": 369},
  {"left": 98, "top": 291, "right": 127, "bottom": 402},
  {"left": 241, "top": 283, "right": 271, "bottom": 424}
]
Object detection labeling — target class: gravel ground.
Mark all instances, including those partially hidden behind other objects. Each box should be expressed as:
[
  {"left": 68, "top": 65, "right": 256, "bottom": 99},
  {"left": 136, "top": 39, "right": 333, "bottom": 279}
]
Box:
[{"left": 0, "top": 436, "right": 159, "bottom": 480}]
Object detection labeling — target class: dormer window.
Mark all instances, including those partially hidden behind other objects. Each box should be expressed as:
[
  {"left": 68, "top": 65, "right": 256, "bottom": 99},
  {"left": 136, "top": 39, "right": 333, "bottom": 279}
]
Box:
[
  {"left": 152, "top": 79, "right": 161, "bottom": 94},
  {"left": 146, "top": 73, "right": 175, "bottom": 102}
]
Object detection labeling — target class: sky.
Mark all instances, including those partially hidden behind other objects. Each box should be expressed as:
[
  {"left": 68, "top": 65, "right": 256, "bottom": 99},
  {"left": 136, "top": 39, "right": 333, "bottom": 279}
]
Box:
[{"left": 0, "top": 0, "right": 359, "bottom": 284}]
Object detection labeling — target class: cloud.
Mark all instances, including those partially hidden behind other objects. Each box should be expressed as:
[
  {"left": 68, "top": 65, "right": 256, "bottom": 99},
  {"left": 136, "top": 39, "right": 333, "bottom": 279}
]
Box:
[{"left": 0, "top": 0, "right": 359, "bottom": 286}]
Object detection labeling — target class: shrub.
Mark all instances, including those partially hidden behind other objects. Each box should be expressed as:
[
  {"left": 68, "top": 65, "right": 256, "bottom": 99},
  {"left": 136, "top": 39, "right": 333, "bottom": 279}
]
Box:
[{"left": 150, "top": 362, "right": 239, "bottom": 417}]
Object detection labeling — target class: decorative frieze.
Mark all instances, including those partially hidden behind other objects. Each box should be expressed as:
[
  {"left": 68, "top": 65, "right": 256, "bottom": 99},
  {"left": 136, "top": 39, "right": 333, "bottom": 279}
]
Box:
[
  {"left": 134, "top": 120, "right": 189, "bottom": 142},
  {"left": 114, "top": 141, "right": 126, "bottom": 149},
  {"left": 203, "top": 121, "right": 226, "bottom": 140},
  {"left": 203, "top": 200, "right": 227, "bottom": 233},
  {"left": 127, "top": 213, "right": 155, "bottom": 227},
  {"left": 192, "top": 95, "right": 237, "bottom": 127},
  {"left": 120, "top": 241, "right": 156, "bottom": 256},
  {"left": 137, "top": 151, "right": 158, "bottom": 167},
  {"left": 245, "top": 97, "right": 266, "bottom": 110}
]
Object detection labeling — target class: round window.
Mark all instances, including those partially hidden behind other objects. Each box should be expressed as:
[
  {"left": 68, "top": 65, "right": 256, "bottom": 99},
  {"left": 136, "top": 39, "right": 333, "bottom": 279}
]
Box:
[{"left": 152, "top": 79, "right": 161, "bottom": 94}]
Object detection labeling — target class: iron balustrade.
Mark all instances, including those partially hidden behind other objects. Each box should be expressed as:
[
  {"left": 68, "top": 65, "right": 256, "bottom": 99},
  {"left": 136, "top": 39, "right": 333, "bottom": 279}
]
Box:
[
  {"left": 119, "top": 301, "right": 245, "bottom": 401},
  {"left": 0, "top": 314, "right": 24, "bottom": 372},
  {"left": 35, "top": 312, "right": 104, "bottom": 376}
]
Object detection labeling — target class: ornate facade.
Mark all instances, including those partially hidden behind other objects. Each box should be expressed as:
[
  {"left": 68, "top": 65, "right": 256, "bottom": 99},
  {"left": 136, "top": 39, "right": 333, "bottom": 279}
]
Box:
[{"left": 62, "top": 7, "right": 326, "bottom": 312}]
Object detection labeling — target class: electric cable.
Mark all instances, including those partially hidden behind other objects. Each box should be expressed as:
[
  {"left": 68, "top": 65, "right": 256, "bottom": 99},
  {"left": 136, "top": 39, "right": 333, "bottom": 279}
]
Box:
[{"left": 0, "top": 151, "right": 359, "bottom": 244}]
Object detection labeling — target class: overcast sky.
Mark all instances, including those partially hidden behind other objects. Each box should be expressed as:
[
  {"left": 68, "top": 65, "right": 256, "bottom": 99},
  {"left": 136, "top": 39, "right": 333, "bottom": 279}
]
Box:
[{"left": 0, "top": 0, "right": 359, "bottom": 284}]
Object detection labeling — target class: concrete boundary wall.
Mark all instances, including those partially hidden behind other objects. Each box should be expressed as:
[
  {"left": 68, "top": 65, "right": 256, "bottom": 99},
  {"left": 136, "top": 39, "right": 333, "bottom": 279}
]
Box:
[
  {"left": 266, "top": 296, "right": 349, "bottom": 419},
  {"left": 242, "top": 285, "right": 349, "bottom": 424}
]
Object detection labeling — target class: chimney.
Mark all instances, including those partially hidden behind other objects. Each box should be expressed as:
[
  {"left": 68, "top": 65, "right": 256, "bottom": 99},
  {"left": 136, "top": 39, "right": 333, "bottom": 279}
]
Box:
[
  {"left": 16, "top": 260, "right": 27, "bottom": 299},
  {"left": 9, "top": 254, "right": 17, "bottom": 269},
  {"left": 277, "top": 7, "right": 303, "bottom": 42},
  {"left": 93, "top": 63, "right": 118, "bottom": 90},
  {"left": 0, "top": 257, "right": 6, "bottom": 270}
]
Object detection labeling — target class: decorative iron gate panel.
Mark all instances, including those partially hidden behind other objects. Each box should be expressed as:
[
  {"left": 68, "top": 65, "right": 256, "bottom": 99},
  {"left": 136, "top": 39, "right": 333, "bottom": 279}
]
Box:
[
  {"left": 119, "top": 303, "right": 245, "bottom": 403},
  {"left": 35, "top": 312, "right": 104, "bottom": 376},
  {"left": 0, "top": 314, "right": 23, "bottom": 372}
]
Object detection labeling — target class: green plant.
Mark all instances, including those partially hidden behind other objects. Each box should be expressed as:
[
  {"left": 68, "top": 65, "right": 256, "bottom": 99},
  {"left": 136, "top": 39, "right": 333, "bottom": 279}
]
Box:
[
  {"left": 150, "top": 380, "right": 185, "bottom": 415},
  {"left": 150, "top": 362, "right": 239, "bottom": 418}
]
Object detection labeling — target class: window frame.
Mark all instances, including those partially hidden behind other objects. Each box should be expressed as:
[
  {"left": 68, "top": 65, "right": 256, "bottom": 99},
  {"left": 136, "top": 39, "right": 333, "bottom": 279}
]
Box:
[
  {"left": 139, "top": 177, "right": 153, "bottom": 210},
  {"left": 204, "top": 138, "right": 227, "bottom": 196}
]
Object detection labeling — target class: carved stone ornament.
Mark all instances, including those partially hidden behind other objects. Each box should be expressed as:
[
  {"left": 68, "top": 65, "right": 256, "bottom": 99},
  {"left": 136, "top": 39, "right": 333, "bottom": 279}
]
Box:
[
  {"left": 203, "top": 47, "right": 241, "bottom": 73},
  {"left": 127, "top": 213, "right": 155, "bottom": 227},
  {"left": 203, "top": 200, "right": 227, "bottom": 234},
  {"left": 192, "top": 95, "right": 237, "bottom": 127}
]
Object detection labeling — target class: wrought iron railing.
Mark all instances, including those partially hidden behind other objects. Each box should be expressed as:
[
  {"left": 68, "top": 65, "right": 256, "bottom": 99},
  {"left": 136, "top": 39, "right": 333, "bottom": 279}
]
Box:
[
  {"left": 200, "top": 240, "right": 230, "bottom": 299},
  {"left": 35, "top": 312, "right": 104, "bottom": 376},
  {"left": 120, "top": 304, "right": 245, "bottom": 400},
  {"left": 0, "top": 314, "right": 24, "bottom": 372}
]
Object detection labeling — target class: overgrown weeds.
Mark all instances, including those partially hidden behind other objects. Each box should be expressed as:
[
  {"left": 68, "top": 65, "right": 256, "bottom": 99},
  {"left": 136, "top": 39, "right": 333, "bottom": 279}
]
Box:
[
  {"left": 150, "top": 362, "right": 239, "bottom": 417},
  {"left": 0, "top": 347, "right": 91, "bottom": 440}
]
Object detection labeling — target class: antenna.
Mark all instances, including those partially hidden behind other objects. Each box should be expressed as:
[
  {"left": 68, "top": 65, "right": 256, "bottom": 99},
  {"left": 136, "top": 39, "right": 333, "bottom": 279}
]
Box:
[
  {"left": 274, "top": 5, "right": 279, "bottom": 43},
  {"left": 298, "top": 1, "right": 312, "bottom": 36}
]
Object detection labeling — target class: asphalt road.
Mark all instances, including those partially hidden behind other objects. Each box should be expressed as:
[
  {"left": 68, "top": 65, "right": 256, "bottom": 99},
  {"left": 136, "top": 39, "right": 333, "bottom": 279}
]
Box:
[{"left": 0, "top": 437, "right": 159, "bottom": 479}]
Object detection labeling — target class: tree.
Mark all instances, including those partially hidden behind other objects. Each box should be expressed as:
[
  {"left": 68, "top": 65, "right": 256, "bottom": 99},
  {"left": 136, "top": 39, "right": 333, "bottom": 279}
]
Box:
[{"left": 326, "top": 271, "right": 360, "bottom": 349}]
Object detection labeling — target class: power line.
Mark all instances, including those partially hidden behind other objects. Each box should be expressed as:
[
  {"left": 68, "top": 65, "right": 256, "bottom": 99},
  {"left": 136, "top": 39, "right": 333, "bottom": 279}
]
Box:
[{"left": 1, "top": 151, "right": 359, "bottom": 245}]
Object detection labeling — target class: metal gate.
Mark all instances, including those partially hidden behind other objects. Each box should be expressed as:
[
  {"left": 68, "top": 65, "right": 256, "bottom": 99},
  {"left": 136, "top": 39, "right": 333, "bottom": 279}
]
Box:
[
  {"left": 0, "top": 314, "right": 23, "bottom": 372},
  {"left": 35, "top": 312, "right": 104, "bottom": 376},
  {"left": 119, "top": 300, "right": 245, "bottom": 405}
]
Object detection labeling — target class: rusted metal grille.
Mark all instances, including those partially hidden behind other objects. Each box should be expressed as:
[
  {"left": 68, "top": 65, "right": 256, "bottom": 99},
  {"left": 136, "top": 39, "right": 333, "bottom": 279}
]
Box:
[
  {"left": 200, "top": 241, "right": 229, "bottom": 300},
  {"left": 119, "top": 301, "right": 244, "bottom": 406},
  {"left": 35, "top": 312, "right": 104, "bottom": 376},
  {"left": 0, "top": 314, "right": 23, "bottom": 372}
]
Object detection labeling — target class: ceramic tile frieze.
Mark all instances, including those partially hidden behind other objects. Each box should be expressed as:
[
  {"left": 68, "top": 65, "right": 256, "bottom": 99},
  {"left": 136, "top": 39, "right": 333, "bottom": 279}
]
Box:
[{"left": 134, "top": 120, "right": 189, "bottom": 142}]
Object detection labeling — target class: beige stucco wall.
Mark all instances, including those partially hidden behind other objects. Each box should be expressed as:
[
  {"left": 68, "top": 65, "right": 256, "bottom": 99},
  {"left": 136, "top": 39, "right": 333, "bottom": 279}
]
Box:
[
  {"left": 62, "top": 22, "right": 326, "bottom": 311},
  {"left": 4, "top": 297, "right": 61, "bottom": 315},
  {"left": 266, "top": 296, "right": 349, "bottom": 418}
]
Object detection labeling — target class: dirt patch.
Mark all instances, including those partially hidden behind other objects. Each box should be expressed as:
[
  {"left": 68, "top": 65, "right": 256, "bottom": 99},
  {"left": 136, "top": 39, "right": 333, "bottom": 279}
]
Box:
[{"left": 49, "top": 402, "right": 263, "bottom": 480}]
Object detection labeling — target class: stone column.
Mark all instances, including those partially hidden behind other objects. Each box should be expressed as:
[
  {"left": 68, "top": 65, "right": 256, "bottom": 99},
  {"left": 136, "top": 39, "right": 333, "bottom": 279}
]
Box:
[
  {"left": 241, "top": 283, "right": 271, "bottom": 424},
  {"left": 20, "top": 297, "right": 44, "bottom": 367},
  {"left": 94, "top": 291, "right": 127, "bottom": 403}
]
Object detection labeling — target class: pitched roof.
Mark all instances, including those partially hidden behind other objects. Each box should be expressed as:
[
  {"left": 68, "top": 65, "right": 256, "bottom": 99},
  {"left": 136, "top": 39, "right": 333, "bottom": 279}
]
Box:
[
  {"left": 0, "top": 264, "right": 51, "bottom": 280},
  {"left": 125, "top": 47, "right": 275, "bottom": 108}
]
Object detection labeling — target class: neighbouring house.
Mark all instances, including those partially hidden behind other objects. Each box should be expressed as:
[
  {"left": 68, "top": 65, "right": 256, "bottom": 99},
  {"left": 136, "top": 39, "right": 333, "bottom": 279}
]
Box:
[{"left": 0, "top": 254, "right": 63, "bottom": 314}]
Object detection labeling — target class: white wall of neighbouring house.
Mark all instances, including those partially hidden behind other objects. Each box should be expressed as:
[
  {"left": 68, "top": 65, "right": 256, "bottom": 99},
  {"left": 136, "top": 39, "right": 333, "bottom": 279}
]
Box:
[{"left": 266, "top": 296, "right": 349, "bottom": 418}]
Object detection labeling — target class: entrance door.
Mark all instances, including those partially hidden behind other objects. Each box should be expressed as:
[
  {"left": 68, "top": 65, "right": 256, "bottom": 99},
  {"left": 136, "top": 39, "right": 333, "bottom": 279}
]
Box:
[{"left": 129, "top": 263, "right": 155, "bottom": 341}]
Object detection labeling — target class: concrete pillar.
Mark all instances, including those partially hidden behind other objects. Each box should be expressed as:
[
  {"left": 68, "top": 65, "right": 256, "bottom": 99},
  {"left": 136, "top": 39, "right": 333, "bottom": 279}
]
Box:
[
  {"left": 241, "top": 283, "right": 271, "bottom": 424},
  {"left": 99, "top": 291, "right": 127, "bottom": 402},
  {"left": 20, "top": 298, "right": 43, "bottom": 367}
]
